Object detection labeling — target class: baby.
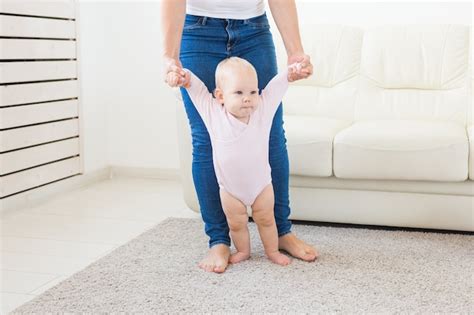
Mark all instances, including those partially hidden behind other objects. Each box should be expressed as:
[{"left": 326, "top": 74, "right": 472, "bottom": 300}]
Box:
[{"left": 168, "top": 57, "right": 301, "bottom": 266}]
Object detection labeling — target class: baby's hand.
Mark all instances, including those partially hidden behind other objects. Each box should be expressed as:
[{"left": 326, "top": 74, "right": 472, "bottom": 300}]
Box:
[
  {"left": 165, "top": 69, "right": 191, "bottom": 88},
  {"left": 287, "top": 62, "right": 303, "bottom": 82}
]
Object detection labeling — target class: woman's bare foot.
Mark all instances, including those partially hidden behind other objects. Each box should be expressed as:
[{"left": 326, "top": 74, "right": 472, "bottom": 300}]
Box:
[
  {"left": 229, "top": 251, "right": 250, "bottom": 264},
  {"left": 267, "top": 251, "right": 292, "bottom": 266},
  {"left": 278, "top": 233, "right": 319, "bottom": 262},
  {"left": 198, "top": 244, "right": 230, "bottom": 273}
]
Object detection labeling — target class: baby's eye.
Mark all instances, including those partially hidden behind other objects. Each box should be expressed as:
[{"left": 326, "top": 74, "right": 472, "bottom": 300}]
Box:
[
  {"left": 250, "top": 91, "right": 257, "bottom": 95},
  {"left": 235, "top": 91, "right": 243, "bottom": 95}
]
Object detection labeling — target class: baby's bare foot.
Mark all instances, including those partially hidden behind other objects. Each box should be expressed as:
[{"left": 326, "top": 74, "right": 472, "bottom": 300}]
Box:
[
  {"left": 267, "top": 251, "right": 292, "bottom": 266},
  {"left": 229, "top": 251, "right": 250, "bottom": 264},
  {"left": 198, "top": 244, "right": 230, "bottom": 273}
]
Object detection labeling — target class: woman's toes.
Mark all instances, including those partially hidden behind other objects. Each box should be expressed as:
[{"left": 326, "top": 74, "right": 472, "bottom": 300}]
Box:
[
  {"left": 293, "top": 247, "right": 315, "bottom": 261},
  {"left": 296, "top": 247, "right": 315, "bottom": 261},
  {"left": 306, "top": 246, "right": 319, "bottom": 259},
  {"left": 303, "top": 252, "right": 316, "bottom": 261},
  {"left": 268, "top": 252, "right": 292, "bottom": 266},
  {"left": 198, "top": 245, "right": 230, "bottom": 273}
]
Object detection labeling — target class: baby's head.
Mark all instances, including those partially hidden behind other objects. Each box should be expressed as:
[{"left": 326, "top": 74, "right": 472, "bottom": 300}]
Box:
[{"left": 214, "top": 57, "right": 259, "bottom": 119}]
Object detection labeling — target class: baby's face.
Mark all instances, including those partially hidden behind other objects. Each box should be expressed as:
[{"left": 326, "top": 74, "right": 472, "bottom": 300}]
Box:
[{"left": 216, "top": 67, "right": 259, "bottom": 119}]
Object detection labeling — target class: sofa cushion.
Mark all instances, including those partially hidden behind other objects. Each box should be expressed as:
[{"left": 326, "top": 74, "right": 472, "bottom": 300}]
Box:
[
  {"left": 361, "top": 25, "right": 469, "bottom": 90},
  {"left": 275, "top": 24, "right": 363, "bottom": 88},
  {"left": 283, "top": 80, "right": 357, "bottom": 122},
  {"left": 333, "top": 120, "right": 469, "bottom": 181},
  {"left": 284, "top": 115, "right": 352, "bottom": 176},
  {"left": 274, "top": 24, "right": 363, "bottom": 122},
  {"left": 357, "top": 25, "right": 470, "bottom": 125}
]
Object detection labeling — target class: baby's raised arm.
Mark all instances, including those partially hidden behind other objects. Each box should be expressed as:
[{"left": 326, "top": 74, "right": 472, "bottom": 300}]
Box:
[
  {"left": 260, "top": 67, "right": 290, "bottom": 120},
  {"left": 182, "top": 69, "right": 215, "bottom": 127},
  {"left": 260, "top": 63, "right": 303, "bottom": 120}
]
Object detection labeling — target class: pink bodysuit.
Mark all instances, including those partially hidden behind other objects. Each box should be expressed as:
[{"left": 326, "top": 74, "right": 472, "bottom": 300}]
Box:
[{"left": 184, "top": 68, "right": 289, "bottom": 206}]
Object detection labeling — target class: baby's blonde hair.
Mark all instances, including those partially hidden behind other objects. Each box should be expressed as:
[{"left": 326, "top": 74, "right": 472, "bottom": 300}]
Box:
[{"left": 215, "top": 57, "right": 257, "bottom": 89}]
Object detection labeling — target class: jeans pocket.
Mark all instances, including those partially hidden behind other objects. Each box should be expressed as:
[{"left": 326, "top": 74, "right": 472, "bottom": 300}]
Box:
[
  {"left": 183, "top": 16, "right": 203, "bottom": 30},
  {"left": 245, "top": 14, "right": 270, "bottom": 29},
  {"left": 247, "top": 22, "right": 270, "bottom": 29}
]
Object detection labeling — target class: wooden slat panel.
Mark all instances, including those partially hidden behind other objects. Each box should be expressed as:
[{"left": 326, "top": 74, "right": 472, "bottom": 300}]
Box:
[
  {"left": 0, "top": 157, "right": 80, "bottom": 197},
  {"left": 1, "top": 100, "right": 79, "bottom": 129},
  {"left": 0, "top": 61, "right": 77, "bottom": 84},
  {"left": 0, "top": 138, "right": 79, "bottom": 175},
  {"left": 0, "top": 15, "right": 76, "bottom": 38},
  {"left": 0, "top": 119, "right": 79, "bottom": 152},
  {"left": 0, "top": 38, "right": 76, "bottom": 60},
  {"left": 0, "top": 80, "right": 78, "bottom": 107},
  {"left": 0, "top": 0, "right": 82, "bottom": 201},
  {"left": 0, "top": 0, "right": 75, "bottom": 19}
]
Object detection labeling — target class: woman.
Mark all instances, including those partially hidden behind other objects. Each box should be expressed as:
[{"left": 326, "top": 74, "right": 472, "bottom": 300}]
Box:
[{"left": 161, "top": 0, "right": 319, "bottom": 273}]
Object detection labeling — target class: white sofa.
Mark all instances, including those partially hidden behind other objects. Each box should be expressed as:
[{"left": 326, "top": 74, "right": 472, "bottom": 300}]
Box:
[{"left": 176, "top": 24, "right": 473, "bottom": 232}]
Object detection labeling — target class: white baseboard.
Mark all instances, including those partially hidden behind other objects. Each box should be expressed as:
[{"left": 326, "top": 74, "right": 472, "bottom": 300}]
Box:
[
  {"left": 0, "top": 167, "right": 111, "bottom": 218},
  {"left": 109, "top": 166, "right": 180, "bottom": 181},
  {"left": 0, "top": 166, "right": 181, "bottom": 217}
]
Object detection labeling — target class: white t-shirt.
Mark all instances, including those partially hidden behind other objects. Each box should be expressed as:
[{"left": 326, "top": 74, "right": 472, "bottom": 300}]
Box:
[{"left": 186, "top": 0, "right": 265, "bottom": 20}]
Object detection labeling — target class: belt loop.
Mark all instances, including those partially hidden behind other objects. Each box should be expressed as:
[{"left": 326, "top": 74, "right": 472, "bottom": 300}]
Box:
[{"left": 201, "top": 16, "right": 208, "bottom": 25}]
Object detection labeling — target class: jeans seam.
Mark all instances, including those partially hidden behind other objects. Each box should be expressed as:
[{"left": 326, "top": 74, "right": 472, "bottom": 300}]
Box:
[
  {"left": 278, "top": 229, "right": 292, "bottom": 238},
  {"left": 209, "top": 240, "right": 231, "bottom": 248}
]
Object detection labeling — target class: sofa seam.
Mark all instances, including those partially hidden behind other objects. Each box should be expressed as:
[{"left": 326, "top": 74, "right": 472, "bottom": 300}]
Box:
[
  {"left": 331, "top": 26, "right": 344, "bottom": 87},
  {"left": 334, "top": 141, "right": 468, "bottom": 152},
  {"left": 288, "top": 141, "right": 328, "bottom": 145},
  {"left": 439, "top": 24, "right": 450, "bottom": 88},
  {"left": 289, "top": 183, "right": 474, "bottom": 197}
]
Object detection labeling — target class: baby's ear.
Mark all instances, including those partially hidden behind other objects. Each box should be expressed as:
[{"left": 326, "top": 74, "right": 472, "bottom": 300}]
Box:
[{"left": 214, "top": 88, "right": 224, "bottom": 104}]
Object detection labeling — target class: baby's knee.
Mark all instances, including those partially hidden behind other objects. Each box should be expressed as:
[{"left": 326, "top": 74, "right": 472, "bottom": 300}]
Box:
[
  {"left": 227, "top": 213, "right": 249, "bottom": 231},
  {"left": 252, "top": 209, "right": 275, "bottom": 227}
]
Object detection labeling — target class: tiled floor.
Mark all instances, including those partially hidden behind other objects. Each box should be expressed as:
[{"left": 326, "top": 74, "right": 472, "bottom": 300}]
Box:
[{"left": 0, "top": 177, "right": 200, "bottom": 314}]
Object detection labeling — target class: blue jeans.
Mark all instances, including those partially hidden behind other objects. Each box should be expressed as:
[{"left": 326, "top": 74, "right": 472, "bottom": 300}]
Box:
[{"left": 179, "top": 12, "right": 292, "bottom": 248}]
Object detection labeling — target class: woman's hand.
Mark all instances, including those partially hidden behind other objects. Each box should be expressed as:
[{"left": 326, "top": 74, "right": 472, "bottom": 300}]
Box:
[
  {"left": 163, "top": 56, "right": 190, "bottom": 88},
  {"left": 287, "top": 53, "right": 313, "bottom": 82}
]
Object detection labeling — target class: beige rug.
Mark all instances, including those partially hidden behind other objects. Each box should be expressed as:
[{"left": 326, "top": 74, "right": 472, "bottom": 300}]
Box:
[{"left": 12, "top": 217, "right": 474, "bottom": 314}]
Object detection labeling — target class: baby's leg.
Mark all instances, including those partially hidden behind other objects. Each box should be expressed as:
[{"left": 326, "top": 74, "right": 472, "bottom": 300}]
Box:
[
  {"left": 219, "top": 188, "right": 251, "bottom": 264},
  {"left": 252, "top": 184, "right": 291, "bottom": 266}
]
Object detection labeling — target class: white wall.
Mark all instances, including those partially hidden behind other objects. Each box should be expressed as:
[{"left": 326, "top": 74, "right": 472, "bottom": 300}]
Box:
[
  {"left": 77, "top": 1, "right": 178, "bottom": 174},
  {"left": 77, "top": 0, "right": 472, "bottom": 174},
  {"left": 77, "top": 2, "right": 110, "bottom": 174}
]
